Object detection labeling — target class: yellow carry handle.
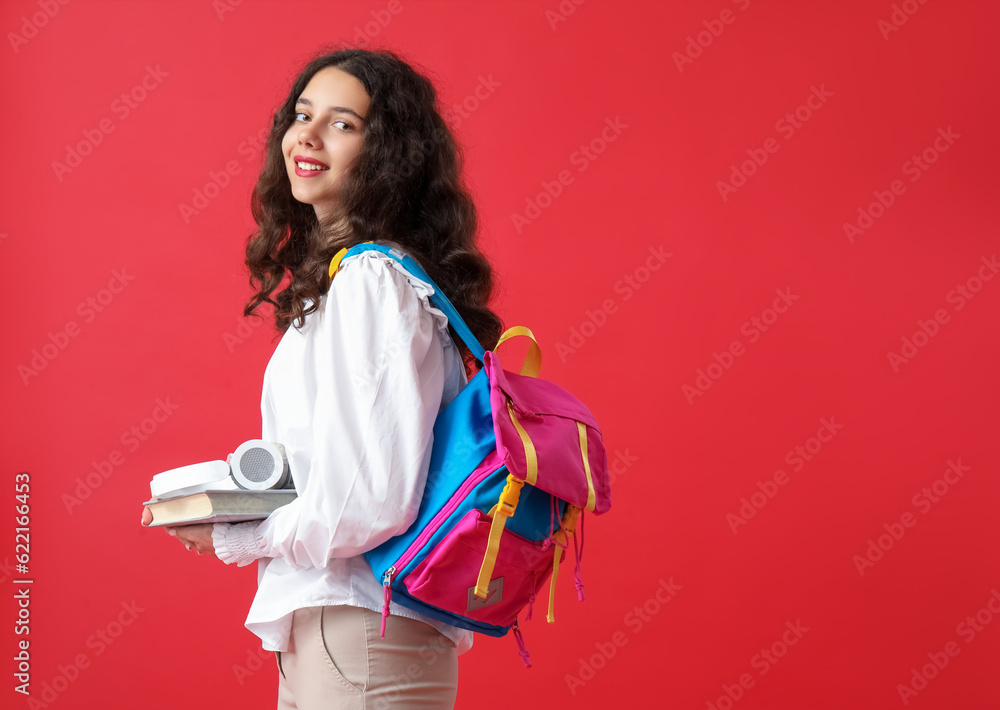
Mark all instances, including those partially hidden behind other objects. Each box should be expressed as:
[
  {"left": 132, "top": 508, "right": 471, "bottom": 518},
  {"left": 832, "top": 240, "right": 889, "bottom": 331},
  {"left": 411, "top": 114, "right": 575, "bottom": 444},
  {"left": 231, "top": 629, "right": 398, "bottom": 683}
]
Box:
[{"left": 494, "top": 326, "right": 542, "bottom": 378}]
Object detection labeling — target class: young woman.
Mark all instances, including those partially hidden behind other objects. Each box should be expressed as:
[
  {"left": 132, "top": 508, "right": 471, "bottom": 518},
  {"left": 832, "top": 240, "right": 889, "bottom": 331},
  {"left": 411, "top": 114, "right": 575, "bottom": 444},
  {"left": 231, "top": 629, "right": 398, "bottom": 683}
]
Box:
[{"left": 142, "top": 47, "right": 503, "bottom": 708}]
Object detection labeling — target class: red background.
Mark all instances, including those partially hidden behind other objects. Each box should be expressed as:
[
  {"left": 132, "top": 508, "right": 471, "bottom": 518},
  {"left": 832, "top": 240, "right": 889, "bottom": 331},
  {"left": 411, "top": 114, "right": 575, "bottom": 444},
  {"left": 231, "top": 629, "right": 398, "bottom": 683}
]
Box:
[{"left": 2, "top": 1, "right": 999, "bottom": 708}]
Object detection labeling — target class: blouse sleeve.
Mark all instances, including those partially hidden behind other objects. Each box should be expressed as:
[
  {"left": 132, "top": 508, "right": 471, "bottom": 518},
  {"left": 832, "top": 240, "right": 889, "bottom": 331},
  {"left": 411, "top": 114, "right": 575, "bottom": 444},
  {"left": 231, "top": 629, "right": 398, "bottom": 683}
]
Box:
[{"left": 212, "top": 253, "right": 448, "bottom": 569}]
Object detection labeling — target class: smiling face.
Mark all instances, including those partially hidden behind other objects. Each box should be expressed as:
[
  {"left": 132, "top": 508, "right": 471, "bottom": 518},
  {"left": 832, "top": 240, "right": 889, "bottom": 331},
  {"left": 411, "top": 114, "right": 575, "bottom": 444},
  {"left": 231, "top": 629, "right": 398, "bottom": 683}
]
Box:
[{"left": 281, "top": 66, "right": 371, "bottom": 221}]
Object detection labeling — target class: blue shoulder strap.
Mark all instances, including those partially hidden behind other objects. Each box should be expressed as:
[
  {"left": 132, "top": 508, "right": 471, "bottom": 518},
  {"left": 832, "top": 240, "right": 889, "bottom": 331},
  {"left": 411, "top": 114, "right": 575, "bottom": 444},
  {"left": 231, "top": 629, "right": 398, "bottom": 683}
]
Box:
[{"left": 333, "top": 242, "right": 487, "bottom": 365}]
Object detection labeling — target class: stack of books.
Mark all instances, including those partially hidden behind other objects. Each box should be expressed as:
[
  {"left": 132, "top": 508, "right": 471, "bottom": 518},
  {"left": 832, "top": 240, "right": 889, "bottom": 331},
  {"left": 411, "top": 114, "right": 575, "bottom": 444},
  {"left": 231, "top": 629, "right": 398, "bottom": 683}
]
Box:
[{"left": 142, "top": 462, "right": 296, "bottom": 527}]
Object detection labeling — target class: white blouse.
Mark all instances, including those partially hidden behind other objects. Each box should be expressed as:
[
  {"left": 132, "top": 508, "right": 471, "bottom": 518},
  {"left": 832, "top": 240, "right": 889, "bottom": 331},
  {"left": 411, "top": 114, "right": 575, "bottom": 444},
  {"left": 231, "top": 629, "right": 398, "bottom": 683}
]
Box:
[{"left": 211, "top": 248, "right": 475, "bottom": 655}]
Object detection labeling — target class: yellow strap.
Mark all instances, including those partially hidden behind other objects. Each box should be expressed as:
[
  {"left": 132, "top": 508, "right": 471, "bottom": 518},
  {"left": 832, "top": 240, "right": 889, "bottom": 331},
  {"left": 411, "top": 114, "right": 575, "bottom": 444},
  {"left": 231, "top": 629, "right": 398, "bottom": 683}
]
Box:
[
  {"left": 546, "top": 505, "right": 580, "bottom": 624},
  {"left": 547, "top": 545, "right": 561, "bottom": 623},
  {"left": 475, "top": 510, "right": 509, "bottom": 598},
  {"left": 494, "top": 326, "right": 542, "bottom": 377},
  {"left": 328, "top": 241, "right": 376, "bottom": 280},
  {"left": 328, "top": 247, "right": 349, "bottom": 279},
  {"left": 506, "top": 400, "right": 538, "bottom": 487},
  {"left": 547, "top": 504, "right": 580, "bottom": 624},
  {"left": 474, "top": 475, "right": 524, "bottom": 598},
  {"left": 561, "top": 504, "right": 581, "bottom": 536},
  {"left": 577, "top": 421, "right": 596, "bottom": 512}
]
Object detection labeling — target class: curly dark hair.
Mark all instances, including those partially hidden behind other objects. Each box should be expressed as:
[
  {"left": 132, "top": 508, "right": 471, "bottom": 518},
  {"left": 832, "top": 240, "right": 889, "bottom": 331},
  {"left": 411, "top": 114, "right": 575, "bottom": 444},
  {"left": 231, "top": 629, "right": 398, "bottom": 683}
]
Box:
[{"left": 243, "top": 46, "right": 503, "bottom": 373}]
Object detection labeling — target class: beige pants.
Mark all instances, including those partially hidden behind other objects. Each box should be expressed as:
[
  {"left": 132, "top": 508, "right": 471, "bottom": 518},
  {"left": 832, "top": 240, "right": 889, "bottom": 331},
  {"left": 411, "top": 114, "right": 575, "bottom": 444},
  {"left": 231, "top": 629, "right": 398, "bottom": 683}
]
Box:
[{"left": 274, "top": 605, "right": 458, "bottom": 709}]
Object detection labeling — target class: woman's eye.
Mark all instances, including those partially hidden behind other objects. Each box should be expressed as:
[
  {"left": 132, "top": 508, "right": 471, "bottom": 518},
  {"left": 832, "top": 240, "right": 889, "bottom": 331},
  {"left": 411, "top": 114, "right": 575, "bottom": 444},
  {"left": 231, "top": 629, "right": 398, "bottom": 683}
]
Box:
[{"left": 293, "top": 113, "right": 351, "bottom": 131}]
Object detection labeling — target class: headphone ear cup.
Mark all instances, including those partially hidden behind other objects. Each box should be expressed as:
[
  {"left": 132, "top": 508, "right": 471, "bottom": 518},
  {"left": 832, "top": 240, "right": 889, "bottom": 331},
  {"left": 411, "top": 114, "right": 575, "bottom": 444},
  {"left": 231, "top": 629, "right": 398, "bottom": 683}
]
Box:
[
  {"left": 150, "top": 460, "right": 232, "bottom": 498},
  {"left": 230, "top": 441, "right": 291, "bottom": 491}
]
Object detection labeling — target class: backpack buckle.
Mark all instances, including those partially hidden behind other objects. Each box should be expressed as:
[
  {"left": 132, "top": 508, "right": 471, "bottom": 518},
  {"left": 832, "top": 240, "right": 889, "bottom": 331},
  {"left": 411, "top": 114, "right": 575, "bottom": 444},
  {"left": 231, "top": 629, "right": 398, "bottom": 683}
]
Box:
[{"left": 497, "top": 475, "right": 525, "bottom": 517}]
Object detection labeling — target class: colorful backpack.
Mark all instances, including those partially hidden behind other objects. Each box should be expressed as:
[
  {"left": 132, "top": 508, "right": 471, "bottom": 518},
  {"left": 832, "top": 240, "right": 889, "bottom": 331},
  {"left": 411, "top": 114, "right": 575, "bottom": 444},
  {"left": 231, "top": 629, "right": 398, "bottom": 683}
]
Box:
[{"left": 328, "top": 242, "right": 611, "bottom": 666}]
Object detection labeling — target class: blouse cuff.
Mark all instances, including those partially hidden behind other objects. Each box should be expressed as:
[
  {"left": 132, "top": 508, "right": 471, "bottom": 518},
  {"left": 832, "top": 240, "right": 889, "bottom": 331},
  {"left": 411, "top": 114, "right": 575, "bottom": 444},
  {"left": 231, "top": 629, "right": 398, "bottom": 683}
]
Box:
[{"left": 212, "top": 521, "right": 265, "bottom": 567}]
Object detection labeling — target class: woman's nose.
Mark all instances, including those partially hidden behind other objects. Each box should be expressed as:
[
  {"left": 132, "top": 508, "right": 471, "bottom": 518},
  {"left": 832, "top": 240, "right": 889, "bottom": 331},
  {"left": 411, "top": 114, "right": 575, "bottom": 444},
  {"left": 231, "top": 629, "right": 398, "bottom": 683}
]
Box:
[{"left": 297, "top": 125, "right": 321, "bottom": 148}]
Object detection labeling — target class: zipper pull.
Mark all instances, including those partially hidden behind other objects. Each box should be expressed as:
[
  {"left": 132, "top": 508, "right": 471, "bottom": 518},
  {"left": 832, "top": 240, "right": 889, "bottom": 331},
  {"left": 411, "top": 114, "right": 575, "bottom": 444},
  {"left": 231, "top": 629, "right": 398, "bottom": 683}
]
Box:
[
  {"left": 380, "top": 566, "right": 395, "bottom": 638},
  {"left": 526, "top": 570, "right": 537, "bottom": 622},
  {"left": 512, "top": 618, "right": 532, "bottom": 668},
  {"left": 574, "top": 512, "right": 586, "bottom": 602}
]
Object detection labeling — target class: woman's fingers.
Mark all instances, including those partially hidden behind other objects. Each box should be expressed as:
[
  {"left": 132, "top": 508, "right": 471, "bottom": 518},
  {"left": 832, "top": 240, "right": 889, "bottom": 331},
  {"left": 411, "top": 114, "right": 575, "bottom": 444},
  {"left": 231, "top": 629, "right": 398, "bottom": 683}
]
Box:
[{"left": 159, "top": 524, "right": 216, "bottom": 557}]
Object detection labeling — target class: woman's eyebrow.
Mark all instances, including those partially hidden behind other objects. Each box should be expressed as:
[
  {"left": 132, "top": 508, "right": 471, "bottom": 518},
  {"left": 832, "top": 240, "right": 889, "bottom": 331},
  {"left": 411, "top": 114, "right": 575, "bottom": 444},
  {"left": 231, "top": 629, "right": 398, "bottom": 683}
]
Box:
[{"left": 295, "top": 97, "right": 366, "bottom": 123}]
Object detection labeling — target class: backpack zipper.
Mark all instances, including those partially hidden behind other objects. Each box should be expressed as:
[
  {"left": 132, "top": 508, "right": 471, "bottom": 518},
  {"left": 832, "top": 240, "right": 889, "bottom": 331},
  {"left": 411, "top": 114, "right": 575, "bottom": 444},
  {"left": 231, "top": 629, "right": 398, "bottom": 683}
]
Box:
[
  {"left": 380, "top": 565, "right": 396, "bottom": 637},
  {"left": 378, "top": 457, "right": 505, "bottom": 634}
]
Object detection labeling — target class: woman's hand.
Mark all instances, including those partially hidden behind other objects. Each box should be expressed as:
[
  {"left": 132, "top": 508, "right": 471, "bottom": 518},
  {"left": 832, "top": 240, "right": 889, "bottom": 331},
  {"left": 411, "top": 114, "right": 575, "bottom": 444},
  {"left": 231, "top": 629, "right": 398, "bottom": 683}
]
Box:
[
  {"left": 165, "top": 524, "right": 217, "bottom": 557},
  {"left": 140, "top": 507, "right": 217, "bottom": 557}
]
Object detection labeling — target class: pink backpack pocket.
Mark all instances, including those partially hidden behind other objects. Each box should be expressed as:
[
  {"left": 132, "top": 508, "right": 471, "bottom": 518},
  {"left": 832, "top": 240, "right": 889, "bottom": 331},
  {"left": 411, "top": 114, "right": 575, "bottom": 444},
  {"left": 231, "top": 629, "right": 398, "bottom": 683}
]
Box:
[{"left": 403, "top": 508, "right": 562, "bottom": 628}]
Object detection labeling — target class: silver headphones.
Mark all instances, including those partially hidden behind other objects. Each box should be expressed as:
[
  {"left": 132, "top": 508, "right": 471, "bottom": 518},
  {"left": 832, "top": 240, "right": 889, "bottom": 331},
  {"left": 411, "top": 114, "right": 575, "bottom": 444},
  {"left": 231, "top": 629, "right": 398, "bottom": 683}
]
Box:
[{"left": 149, "top": 440, "right": 293, "bottom": 499}]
